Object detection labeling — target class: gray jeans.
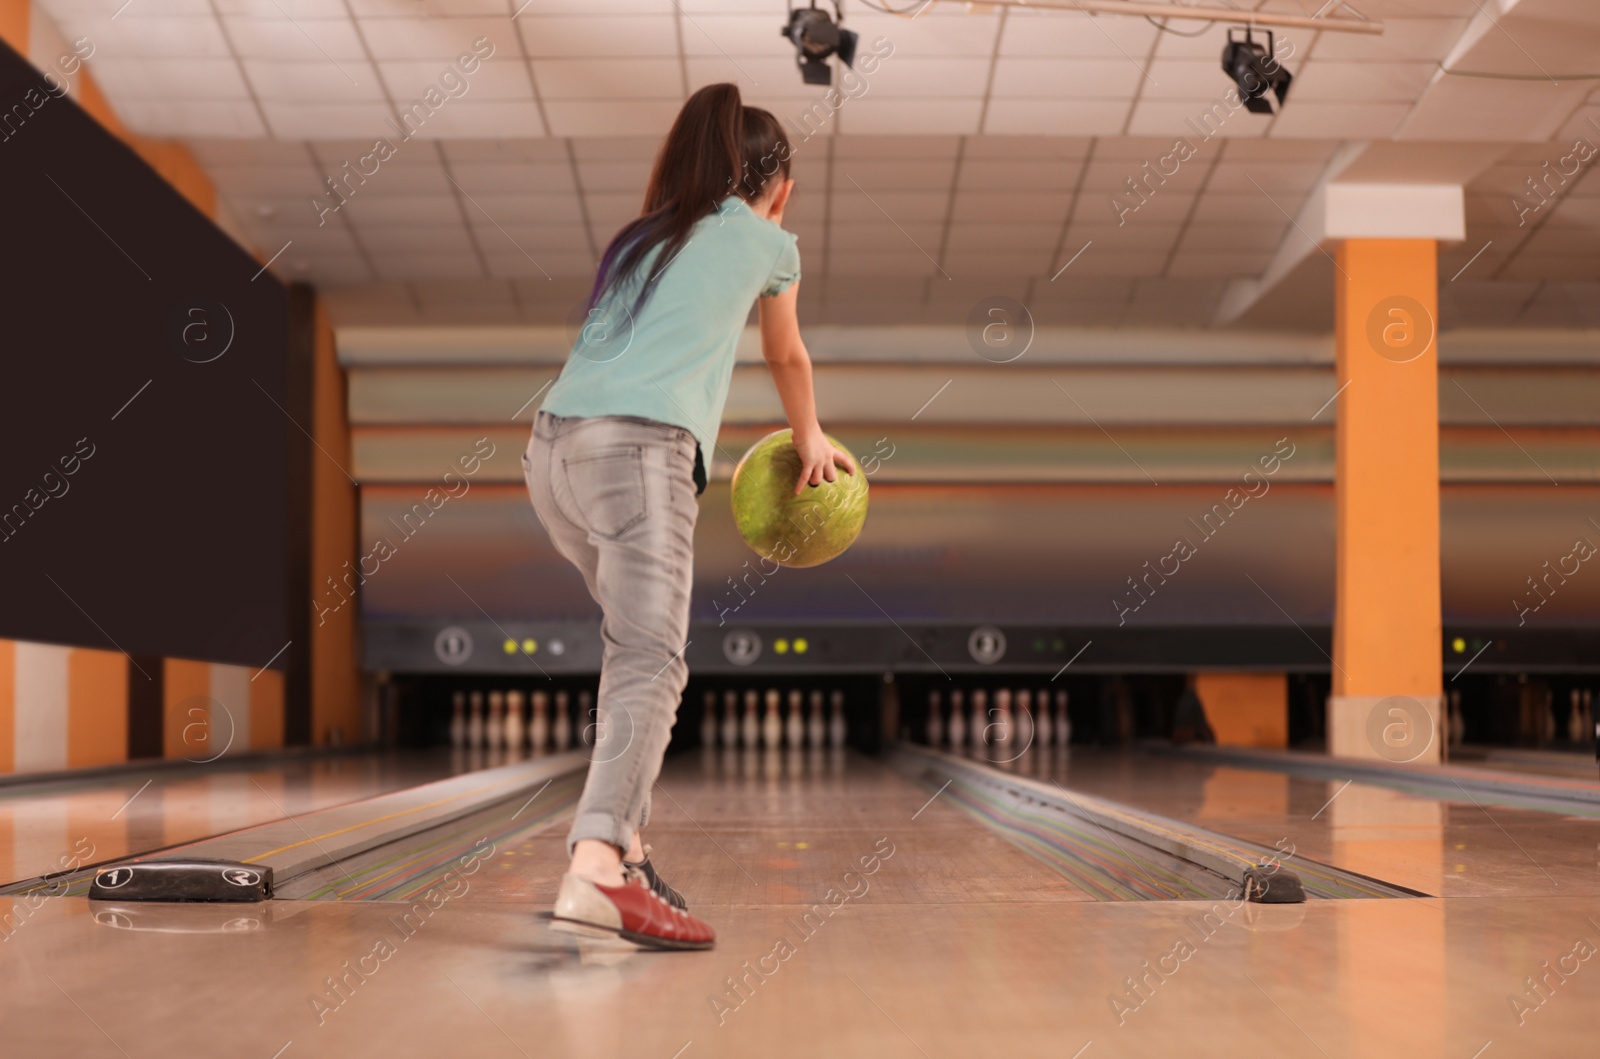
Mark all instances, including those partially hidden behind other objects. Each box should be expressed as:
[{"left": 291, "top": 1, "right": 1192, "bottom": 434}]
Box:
[{"left": 523, "top": 412, "right": 700, "bottom": 854}]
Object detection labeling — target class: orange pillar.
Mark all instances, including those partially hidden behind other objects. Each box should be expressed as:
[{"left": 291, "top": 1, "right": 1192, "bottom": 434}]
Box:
[
  {"left": 0, "top": 0, "right": 27, "bottom": 57},
  {"left": 1329, "top": 239, "right": 1442, "bottom": 762},
  {"left": 310, "top": 300, "right": 362, "bottom": 746}
]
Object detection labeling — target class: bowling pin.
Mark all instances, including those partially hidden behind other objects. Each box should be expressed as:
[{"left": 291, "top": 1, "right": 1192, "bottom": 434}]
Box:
[
  {"left": 722, "top": 690, "right": 740, "bottom": 748},
  {"left": 948, "top": 689, "right": 966, "bottom": 749},
  {"left": 487, "top": 691, "right": 505, "bottom": 751},
  {"left": 992, "top": 688, "right": 1013, "bottom": 747},
  {"left": 467, "top": 691, "right": 485, "bottom": 749},
  {"left": 1015, "top": 689, "right": 1034, "bottom": 751},
  {"left": 786, "top": 689, "right": 805, "bottom": 748},
  {"left": 926, "top": 690, "right": 943, "bottom": 747},
  {"left": 553, "top": 690, "right": 571, "bottom": 751},
  {"left": 742, "top": 690, "right": 760, "bottom": 749},
  {"left": 807, "top": 690, "right": 826, "bottom": 749},
  {"left": 530, "top": 691, "right": 549, "bottom": 752},
  {"left": 449, "top": 691, "right": 467, "bottom": 749},
  {"left": 828, "top": 690, "right": 847, "bottom": 748},
  {"left": 1055, "top": 690, "right": 1071, "bottom": 747},
  {"left": 1569, "top": 689, "right": 1587, "bottom": 744},
  {"left": 1449, "top": 689, "right": 1465, "bottom": 748},
  {"left": 970, "top": 689, "right": 987, "bottom": 748},
  {"left": 762, "top": 689, "right": 783, "bottom": 750},
  {"left": 700, "top": 690, "right": 717, "bottom": 748},
  {"left": 1591, "top": 689, "right": 1600, "bottom": 754},
  {"left": 578, "top": 689, "right": 595, "bottom": 747},
  {"left": 1034, "top": 688, "right": 1052, "bottom": 748},
  {"left": 505, "top": 690, "right": 525, "bottom": 752},
  {"left": 1542, "top": 689, "right": 1557, "bottom": 744}
]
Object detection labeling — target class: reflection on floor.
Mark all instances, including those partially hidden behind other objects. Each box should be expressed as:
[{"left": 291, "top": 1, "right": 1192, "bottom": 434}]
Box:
[
  {"left": 2, "top": 749, "right": 1596, "bottom": 1058},
  {"left": 0, "top": 751, "right": 483, "bottom": 887},
  {"left": 1003, "top": 748, "right": 1600, "bottom": 899}
]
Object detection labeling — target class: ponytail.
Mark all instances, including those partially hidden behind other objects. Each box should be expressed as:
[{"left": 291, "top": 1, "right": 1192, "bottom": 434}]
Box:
[{"left": 587, "top": 83, "right": 792, "bottom": 317}]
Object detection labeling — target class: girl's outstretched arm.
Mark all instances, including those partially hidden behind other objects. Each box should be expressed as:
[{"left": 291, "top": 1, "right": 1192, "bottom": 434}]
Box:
[{"left": 757, "top": 282, "right": 856, "bottom": 496}]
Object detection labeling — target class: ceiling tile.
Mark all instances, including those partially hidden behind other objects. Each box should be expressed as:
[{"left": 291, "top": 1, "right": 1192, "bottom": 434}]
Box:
[
  {"left": 835, "top": 159, "right": 957, "bottom": 192},
  {"left": 1267, "top": 101, "right": 1410, "bottom": 139},
  {"left": 1064, "top": 224, "right": 1182, "bottom": 252},
  {"left": 222, "top": 16, "right": 368, "bottom": 59},
  {"left": 406, "top": 102, "right": 547, "bottom": 137},
  {"left": 831, "top": 191, "right": 950, "bottom": 222},
  {"left": 485, "top": 250, "right": 593, "bottom": 279},
  {"left": 999, "top": 8, "right": 1158, "bottom": 58},
  {"left": 338, "top": 194, "right": 466, "bottom": 225},
  {"left": 378, "top": 59, "right": 534, "bottom": 99},
  {"left": 836, "top": 98, "right": 983, "bottom": 136},
  {"left": 542, "top": 100, "right": 681, "bottom": 135},
  {"left": 845, "top": 9, "right": 1002, "bottom": 59},
  {"left": 944, "top": 222, "right": 1059, "bottom": 251},
  {"left": 244, "top": 59, "right": 385, "bottom": 101},
  {"left": 1165, "top": 251, "right": 1272, "bottom": 277},
  {"left": 88, "top": 16, "right": 232, "bottom": 58},
  {"left": 1312, "top": 17, "right": 1470, "bottom": 63},
  {"left": 951, "top": 192, "right": 1070, "bottom": 224},
  {"left": 81, "top": 58, "right": 250, "bottom": 99},
  {"left": 533, "top": 58, "right": 681, "bottom": 99},
  {"left": 115, "top": 99, "right": 268, "bottom": 137},
  {"left": 826, "top": 221, "right": 944, "bottom": 252},
  {"left": 959, "top": 160, "right": 1082, "bottom": 192},
  {"left": 1178, "top": 223, "right": 1286, "bottom": 251},
  {"left": 983, "top": 99, "right": 1129, "bottom": 136},
  {"left": 1289, "top": 60, "right": 1438, "bottom": 103},
  {"left": 260, "top": 101, "right": 397, "bottom": 138},
  {"left": 373, "top": 252, "right": 485, "bottom": 281},
  {"left": 358, "top": 17, "right": 522, "bottom": 60},
  {"left": 991, "top": 58, "right": 1149, "bottom": 100},
  {"left": 849, "top": 57, "right": 992, "bottom": 98},
  {"left": 831, "top": 136, "right": 957, "bottom": 161}
]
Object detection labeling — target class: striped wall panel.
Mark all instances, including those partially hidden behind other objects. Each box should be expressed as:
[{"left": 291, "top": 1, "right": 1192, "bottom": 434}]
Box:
[{"left": 0, "top": 641, "right": 284, "bottom": 777}]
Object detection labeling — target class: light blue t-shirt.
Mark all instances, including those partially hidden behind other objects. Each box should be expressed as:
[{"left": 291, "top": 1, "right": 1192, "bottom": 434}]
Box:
[{"left": 542, "top": 197, "right": 801, "bottom": 470}]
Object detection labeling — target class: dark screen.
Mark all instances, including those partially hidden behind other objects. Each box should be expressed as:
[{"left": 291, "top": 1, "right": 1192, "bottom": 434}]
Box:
[{"left": 0, "top": 38, "right": 290, "bottom": 668}]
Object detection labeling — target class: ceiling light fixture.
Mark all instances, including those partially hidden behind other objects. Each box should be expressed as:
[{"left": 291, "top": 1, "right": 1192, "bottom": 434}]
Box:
[
  {"left": 1222, "top": 27, "right": 1293, "bottom": 114},
  {"left": 783, "top": 1, "right": 858, "bottom": 86}
]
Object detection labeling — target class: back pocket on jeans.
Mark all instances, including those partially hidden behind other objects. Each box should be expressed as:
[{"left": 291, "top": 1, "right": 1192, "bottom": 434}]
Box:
[{"left": 562, "top": 446, "right": 647, "bottom": 539}]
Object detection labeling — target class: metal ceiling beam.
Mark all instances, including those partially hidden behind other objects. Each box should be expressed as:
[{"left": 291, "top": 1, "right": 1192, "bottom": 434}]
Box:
[{"left": 929, "top": 0, "right": 1384, "bottom": 35}]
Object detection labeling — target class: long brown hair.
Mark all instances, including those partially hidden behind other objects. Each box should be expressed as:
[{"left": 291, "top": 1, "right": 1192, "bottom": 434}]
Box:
[{"left": 588, "top": 84, "right": 792, "bottom": 316}]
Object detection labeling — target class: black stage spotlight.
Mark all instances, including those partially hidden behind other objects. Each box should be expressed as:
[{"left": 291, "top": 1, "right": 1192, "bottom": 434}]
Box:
[
  {"left": 1222, "top": 27, "right": 1292, "bottom": 114},
  {"left": 782, "top": 1, "right": 858, "bottom": 86}
]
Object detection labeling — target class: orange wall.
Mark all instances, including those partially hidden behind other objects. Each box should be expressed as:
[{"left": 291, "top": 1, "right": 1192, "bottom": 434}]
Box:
[
  {"left": 67, "top": 649, "right": 126, "bottom": 768},
  {"left": 162, "top": 659, "right": 210, "bottom": 760},
  {"left": 251, "top": 669, "right": 286, "bottom": 751},
  {"left": 0, "top": 0, "right": 26, "bottom": 58},
  {"left": 311, "top": 301, "right": 363, "bottom": 745},
  {"left": 1194, "top": 672, "right": 1288, "bottom": 748},
  {"left": 0, "top": 641, "right": 13, "bottom": 773}
]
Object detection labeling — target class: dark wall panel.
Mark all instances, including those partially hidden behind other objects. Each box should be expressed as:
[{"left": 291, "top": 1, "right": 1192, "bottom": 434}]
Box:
[{"left": 0, "top": 39, "right": 290, "bottom": 668}]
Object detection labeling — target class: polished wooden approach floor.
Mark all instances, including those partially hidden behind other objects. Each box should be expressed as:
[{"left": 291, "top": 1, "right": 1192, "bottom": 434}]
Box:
[{"left": 2, "top": 748, "right": 1596, "bottom": 1058}]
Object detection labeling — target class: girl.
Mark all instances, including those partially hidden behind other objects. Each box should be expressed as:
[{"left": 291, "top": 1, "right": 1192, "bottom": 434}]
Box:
[{"left": 525, "top": 83, "right": 853, "bottom": 951}]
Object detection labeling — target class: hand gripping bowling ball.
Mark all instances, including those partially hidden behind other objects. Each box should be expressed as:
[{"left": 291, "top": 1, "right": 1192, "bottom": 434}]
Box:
[{"left": 730, "top": 429, "right": 868, "bottom": 569}]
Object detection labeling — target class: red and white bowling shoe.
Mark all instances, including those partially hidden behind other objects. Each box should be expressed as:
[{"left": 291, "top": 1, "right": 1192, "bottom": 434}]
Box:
[{"left": 551, "top": 868, "right": 715, "bottom": 951}]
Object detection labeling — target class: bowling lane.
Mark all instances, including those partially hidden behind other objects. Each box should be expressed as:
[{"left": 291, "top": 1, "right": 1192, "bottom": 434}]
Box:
[
  {"left": 0, "top": 751, "right": 474, "bottom": 887},
  {"left": 10, "top": 749, "right": 1598, "bottom": 1058},
  {"left": 284, "top": 748, "right": 1109, "bottom": 906},
  {"left": 1008, "top": 747, "right": 1600, "bottom": 899}
]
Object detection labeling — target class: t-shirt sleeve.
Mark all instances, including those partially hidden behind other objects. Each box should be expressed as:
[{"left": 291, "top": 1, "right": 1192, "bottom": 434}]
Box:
[{"left": 760, "top": 231, "right": 801, "bottom": 297}]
